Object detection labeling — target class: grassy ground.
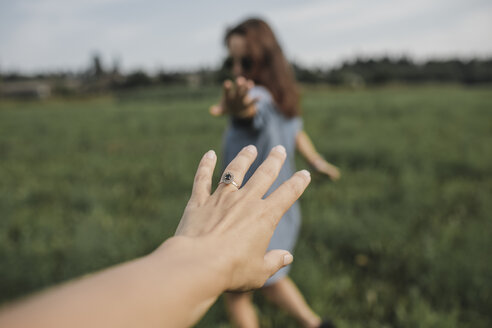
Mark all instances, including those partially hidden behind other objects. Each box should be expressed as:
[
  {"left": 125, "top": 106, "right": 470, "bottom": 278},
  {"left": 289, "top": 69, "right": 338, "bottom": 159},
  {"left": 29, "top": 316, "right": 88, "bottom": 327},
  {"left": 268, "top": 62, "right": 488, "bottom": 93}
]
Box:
[{"left": 0, "top": 84, "right": 491, "bottom": 327}]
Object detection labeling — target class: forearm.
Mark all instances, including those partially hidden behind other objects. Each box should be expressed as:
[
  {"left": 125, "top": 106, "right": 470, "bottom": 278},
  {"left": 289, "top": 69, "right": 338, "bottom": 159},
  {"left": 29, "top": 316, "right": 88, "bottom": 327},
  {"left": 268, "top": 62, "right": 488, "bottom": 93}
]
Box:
[
  {"left": 0, "top": 237, "right": 226, "bottom": 328},
  {"left": 296, "top": 130, "right": 322, "bottom": 164},
  {"left": 296, "top": 131, "right": 341, "bottom": 180}
]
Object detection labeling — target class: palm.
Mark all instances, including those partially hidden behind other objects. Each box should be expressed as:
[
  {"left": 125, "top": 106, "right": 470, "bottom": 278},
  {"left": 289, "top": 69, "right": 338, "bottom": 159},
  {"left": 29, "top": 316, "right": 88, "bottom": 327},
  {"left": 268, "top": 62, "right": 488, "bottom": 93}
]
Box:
[{"left": 210, "top": 77, "right": 255, "bottom": 117}]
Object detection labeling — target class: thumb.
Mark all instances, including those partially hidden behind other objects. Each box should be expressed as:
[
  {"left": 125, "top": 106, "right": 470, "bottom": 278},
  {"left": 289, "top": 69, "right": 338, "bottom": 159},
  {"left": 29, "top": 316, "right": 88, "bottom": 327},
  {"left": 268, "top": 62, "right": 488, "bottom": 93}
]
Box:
[
  {"left": 263, "top": 250, "right": 293, "bottom": 278},
  {"left": 209, "top": 105, "right": 224, "bottom": 116}
]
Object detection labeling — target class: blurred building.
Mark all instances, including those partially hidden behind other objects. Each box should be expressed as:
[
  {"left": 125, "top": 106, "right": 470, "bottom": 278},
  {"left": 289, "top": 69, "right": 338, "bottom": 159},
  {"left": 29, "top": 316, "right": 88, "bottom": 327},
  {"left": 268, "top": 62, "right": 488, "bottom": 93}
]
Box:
[{"left": 0, "top": 81, "right": 51, "bottom": 99}]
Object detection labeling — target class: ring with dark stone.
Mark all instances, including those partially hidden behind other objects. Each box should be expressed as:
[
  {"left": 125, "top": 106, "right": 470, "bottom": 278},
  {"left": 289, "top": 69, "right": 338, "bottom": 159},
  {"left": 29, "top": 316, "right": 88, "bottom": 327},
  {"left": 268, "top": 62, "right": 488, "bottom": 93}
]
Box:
[{"left": 220, "top": 172, "right": 239, "bottom": 189}]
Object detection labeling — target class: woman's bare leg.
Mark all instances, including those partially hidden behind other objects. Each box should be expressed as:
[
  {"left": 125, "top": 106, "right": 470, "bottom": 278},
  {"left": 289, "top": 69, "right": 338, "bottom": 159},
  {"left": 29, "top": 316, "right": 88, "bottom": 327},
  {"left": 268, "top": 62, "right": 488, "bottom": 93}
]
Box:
[
  {"left": 224, "top": 292, "right": 259, "bottom": 328},
  {"left": 262, "top": 277, "right": 321, "bottom": 328}
]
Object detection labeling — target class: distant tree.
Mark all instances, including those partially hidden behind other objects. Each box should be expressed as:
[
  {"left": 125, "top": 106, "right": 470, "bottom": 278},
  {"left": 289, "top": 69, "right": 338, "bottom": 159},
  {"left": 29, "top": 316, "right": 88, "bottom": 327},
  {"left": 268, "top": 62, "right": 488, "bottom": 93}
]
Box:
[
  {"left": 91, "top": 53, "right": 104, "bottom": 77},
  {"left": 121, "top": 70, "right": 152, "bottom": 88},
  {"left": 111, "top": 57, "right": 121, "bottom": 76},
  {"left": 292, "top": 63, "right": 325, "bottom": 83},
  {"left": 320, "top": 56, "right": 492, "bottom": 85},
  {"left": 157, "top": 70, "right": 186, "bottom": 84}
]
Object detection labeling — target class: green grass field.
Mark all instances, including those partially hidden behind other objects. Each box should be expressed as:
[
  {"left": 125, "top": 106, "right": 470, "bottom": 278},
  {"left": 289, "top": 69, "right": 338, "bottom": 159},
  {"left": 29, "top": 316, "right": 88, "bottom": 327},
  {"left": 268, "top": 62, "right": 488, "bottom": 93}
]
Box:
[{"left": 0, "top": 84, "right": 491, "bottom": 327}]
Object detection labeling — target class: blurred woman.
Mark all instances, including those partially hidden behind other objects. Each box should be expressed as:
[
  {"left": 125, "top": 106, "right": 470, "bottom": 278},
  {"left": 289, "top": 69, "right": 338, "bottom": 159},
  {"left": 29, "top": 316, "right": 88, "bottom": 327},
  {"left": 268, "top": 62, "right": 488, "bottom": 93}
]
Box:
[{"left": 210, "top": 18, "right": 339, "bottom": 328}]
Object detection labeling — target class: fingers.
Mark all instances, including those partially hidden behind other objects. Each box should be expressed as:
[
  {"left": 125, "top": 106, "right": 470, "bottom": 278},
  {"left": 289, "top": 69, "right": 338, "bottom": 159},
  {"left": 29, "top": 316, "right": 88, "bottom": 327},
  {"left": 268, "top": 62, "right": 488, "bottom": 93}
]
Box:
[
  {"left": 243, "top": 96, "right": 258, "bottom": 108},
  {"left": 236, "top": 77, "right": 248, "bottom": 99},
  {"left": 265, "top": 170, "right": 311, "bottom": 225},
  {"left": 224, "top": 78, "right": 254, "bottom": 100},
  {"left": 236, "top": 77, "right": 255, "bottom": 102},
  {"left": 223, "top": 79, "right": 234, "bottom": 101},
  {"left": 330, "top": 165, "right": 341, "bottom": 180},
  {"left": 217, "top": 145, "right": 258, "bottom": 191},
  {"left": 330, "top": 169, "right": 341, "bottom": 181},
  {"left": 209, "top": 105, "right": 224, "bottom": 116},
  {"left": 221, "top": 78, "right": 255, "bottom": 117},
  {"left": 189, "top": 150, "right": 217, "bottom": 204},
  {"left": 242, "top": 145, "right": 287, "bottom": 196},
  {"left": 318, "top": 162, "right": 340, "bottom": 181},
  {"left": 263, "top": 250, "right": 293, "bottom": 278}
]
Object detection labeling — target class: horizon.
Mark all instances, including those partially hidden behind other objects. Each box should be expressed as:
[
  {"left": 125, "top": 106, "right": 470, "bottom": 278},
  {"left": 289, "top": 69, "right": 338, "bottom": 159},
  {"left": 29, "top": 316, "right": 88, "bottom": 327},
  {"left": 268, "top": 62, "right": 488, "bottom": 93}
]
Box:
[{"left": 2, "top": 53, "right": 492, "bottom": 77}]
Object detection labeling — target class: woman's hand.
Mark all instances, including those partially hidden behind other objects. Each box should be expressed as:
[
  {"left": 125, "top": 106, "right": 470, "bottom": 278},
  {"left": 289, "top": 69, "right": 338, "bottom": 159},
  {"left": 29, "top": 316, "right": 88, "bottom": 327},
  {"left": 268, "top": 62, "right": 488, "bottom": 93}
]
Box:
[
  {"left": 311, "top": 157, "right": 341, "bottom": 181},
  {"left": 210, "top": 77, "right": 257, "bottom": 118},
  {"left": 171, "top": 145, "right": 311, "bottom": 291},
  {"left": 295, "top": 130, "right": 341, "bottom": 181}
]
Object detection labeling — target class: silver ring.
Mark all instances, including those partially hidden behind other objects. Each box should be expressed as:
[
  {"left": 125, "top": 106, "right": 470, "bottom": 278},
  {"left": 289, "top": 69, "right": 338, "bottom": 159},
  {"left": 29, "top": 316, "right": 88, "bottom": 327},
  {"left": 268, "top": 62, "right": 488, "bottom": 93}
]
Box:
[{"left": 220, "top": 172, "right": 239, "bottom": 189}]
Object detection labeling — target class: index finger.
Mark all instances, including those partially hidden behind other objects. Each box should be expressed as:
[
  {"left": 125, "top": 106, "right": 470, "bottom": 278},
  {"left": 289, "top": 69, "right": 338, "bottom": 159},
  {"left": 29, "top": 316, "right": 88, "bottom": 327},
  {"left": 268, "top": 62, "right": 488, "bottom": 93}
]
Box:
[
  {"left": 189, "top": 150, "right": 217, "bottom": 205},
  {"left": 224, "top": 79, "right": 235, "bottom": 101}
]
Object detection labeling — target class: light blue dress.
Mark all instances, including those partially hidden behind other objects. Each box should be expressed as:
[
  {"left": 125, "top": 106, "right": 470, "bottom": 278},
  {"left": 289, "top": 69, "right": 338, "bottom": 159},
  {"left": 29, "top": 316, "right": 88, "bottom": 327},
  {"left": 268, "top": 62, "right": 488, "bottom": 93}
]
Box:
[{"left": 223, "top": 86, "right": 303, "bottom": 286}]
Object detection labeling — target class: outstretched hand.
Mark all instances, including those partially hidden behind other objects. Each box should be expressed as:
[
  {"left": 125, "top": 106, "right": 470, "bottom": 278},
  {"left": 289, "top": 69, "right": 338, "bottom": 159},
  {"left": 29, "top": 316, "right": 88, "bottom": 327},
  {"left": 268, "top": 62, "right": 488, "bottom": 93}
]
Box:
[
  {"left": 173, "top": 145, "right": 311, "bottom": 291},
  {"left": 312, "top": 157, "right": 341, "bottom": 181},
  {"left": 210, "top": 77, "right": 257, "bottom": 118}
]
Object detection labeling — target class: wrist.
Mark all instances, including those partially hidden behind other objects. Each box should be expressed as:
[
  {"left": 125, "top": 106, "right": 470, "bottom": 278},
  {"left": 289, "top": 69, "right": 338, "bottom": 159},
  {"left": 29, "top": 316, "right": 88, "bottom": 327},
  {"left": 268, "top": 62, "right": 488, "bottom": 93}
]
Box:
[
  {"left": 233, "top": 104, "right": 256, "bottom": 119},
  {"left": 151, "top": 236, "right": 231, "bottom": 293}
]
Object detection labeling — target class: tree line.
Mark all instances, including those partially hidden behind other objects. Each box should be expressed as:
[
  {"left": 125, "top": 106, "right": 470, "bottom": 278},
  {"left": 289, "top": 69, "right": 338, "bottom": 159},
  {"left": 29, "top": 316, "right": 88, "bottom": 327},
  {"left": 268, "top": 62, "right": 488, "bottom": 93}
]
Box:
[
  {"left": 292, "top": 57, "right": 492, "bottom": 85},
  {"left": 1, "top": 56, "right": 491, "bottom": 90}
]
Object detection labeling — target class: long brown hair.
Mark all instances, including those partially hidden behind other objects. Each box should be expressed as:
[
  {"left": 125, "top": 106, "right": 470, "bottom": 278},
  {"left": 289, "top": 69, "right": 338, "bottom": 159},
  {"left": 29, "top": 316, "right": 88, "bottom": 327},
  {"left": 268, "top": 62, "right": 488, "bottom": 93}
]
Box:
[{"left": 225, "top": 18, "right": 300, "bottom": 117}]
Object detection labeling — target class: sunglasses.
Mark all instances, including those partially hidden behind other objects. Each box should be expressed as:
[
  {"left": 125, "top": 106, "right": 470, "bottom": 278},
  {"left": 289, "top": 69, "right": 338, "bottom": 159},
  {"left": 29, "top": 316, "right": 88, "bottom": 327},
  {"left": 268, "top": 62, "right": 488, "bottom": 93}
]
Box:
[{"left": 223, "top": 56, "right": 253, "bottom": 72}]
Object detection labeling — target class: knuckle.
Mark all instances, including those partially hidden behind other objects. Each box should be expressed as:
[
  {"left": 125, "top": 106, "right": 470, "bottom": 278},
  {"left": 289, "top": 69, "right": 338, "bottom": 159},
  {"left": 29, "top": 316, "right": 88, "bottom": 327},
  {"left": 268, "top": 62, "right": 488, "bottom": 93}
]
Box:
[
  {"left": 226, "top": 162, "right": 242, "bottom": 174},
  {"left": 252, "top": 276, "right": 266, "bottom": 289},
  {"left": 225, "top": 152, "right": 253, "bottom": 173},
  {"left": 281, "top": 180, "right": 302, "bottom": 200}
]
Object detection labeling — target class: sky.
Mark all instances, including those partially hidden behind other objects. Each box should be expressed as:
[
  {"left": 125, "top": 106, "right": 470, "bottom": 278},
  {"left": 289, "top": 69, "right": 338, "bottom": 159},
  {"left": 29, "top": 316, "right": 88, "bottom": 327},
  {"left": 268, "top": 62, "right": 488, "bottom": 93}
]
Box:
[{"left": 1, "top": 0, "right": 492, "bottom": 73}]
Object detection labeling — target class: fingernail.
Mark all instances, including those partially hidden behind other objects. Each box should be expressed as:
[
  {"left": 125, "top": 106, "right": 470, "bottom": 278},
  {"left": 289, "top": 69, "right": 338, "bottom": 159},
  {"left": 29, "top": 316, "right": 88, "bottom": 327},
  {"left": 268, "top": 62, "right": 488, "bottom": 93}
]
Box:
[
  {"left": 300, "top": 170, "right": 311, "bottom": 178},
  {"left": 273, "top": 145, "right": 286, "bottom": 156},
  {"left": 244, "top": 145, "right": 257, "bottom": 154},
  {"left": 205, "top": 150, "right": 216, "bottom": 159},
  {"left": 283, "top": 254, "right": 293, "bottom": 265}
]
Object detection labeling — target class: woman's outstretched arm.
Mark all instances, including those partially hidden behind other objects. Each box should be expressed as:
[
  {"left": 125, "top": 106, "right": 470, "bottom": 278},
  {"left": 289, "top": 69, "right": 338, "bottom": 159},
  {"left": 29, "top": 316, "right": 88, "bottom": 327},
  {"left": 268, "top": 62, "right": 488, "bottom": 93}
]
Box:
[
  {"left": 296, "top": 130, "right": 341, "bottom": 180},
  {"left": 0, "top": 145, "right": 310, "bottom": 328}
]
